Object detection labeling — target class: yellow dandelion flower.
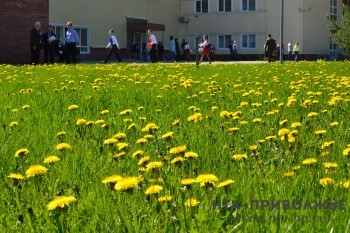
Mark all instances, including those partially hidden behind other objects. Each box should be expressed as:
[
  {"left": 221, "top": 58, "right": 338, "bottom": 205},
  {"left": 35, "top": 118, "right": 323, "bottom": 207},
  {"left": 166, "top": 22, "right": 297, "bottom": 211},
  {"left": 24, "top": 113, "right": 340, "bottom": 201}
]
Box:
[
  {"left": 307, "top": 112, "right": 318, "bottom": 117},
  {"left": 321, "top": 151, "right": 331, "bottom": 157},
  {"left": 56, "top": 131, "right": 66, "bottom": 137},
  {"left": 338, "top": 181, "right": 350, "bottom": 189},
  {"left": 321, "top": 141, "right": 335, "bottom": 150},
  {"left": 136, "top": 138, "right": 148, "bottom": 144},
  {"left": 162, "top": 132, "right": 174, "bottom": 139},
  {"left": 196, "top": 174, "right": 219, "bottom": 186},
  {"left": 169, "top": 145, "right": 186, "bottom": 154},
  {"left": 228, "top": 127, "right": 240, "bottom": 133},
  {"left": 278, "top": 128, "right": 290, "bottom": 137},
  {"left": 172, "top": 119, "right": 180, "bottom": 126},
  {"left": 100, "top": 110, "right": 109, "bottom": 115},
  {"left": 132, "top": 150, "right": 144, "bottom": 158},
  {"left": 232, "top": 154, "right": 248, "bottom": 161},
  {"left": 26, "top": 165, "right": 48, "bottom": 177},
  {"left": 113, "top": 132, "right": 126, "bottom": 139},
  {"left": 314, "top": 130, "right": 326, "bottom": 135},
  {"left": 187, "top": 113, "right": 203, "bottom": 122},
  {"left": 95, "top": 119, "right": 105, "bottom": 124},
  {"left": 330, "top": 122, "right": 339, "bottom": 127},
  {"left": 343, "top": 148, "right": 350, "bottom": 157},
  {"left": 171, "top": 157, "right": 185, "bottom": 165},
  {"left": 104, "top": 138, "right": 118, "bottom": 145},
  {"left": 217, "top": 179, "right": 235, "bottom": 188},
  {"left": 102, "top": 175, "right": 123, "bottom": 184},
  {"left": 119, "top": 109, "right": 133, "bottom": 115},
  {"left": 7, "top": 173, "right": 25, "bottom": 180},
  {"left": 22, "top": 104, "right": 30, "bottom": 110},
  {"left": 146, "top": 161, "right": 163, "bottom": 171},
  {"left": 291, "top": 122, "right": 302, "bottom": 128},
  {"left": 86, "top": 121, "right": 94, "bottom": 126},
  {"left": 181, "top": 178, "right": 198, "bottom": 186},
  {"left": 239, "top": 121, "right": 248, "bottom": 125},
  {"left": 55, "top": 143, "right": 71, "bottom": 151},
  {"left": 158, "top": 195, "right": 173, "bottom": 203},
  {"left": 302, "top": 158, "right": 317, "bottom": 165},
  {"left": 144, "top": 134, "right": 154, "bottom": 139},
  {"left": 112, "top": 152, "right": 125, "bottom": 159},
  {"left": 47, "top": 195, "right": 77, "bottom": 211},
  {"left": 283, "top": 171, "right": 295, "bottom": 177},
  {"left": 320, "top": 177, "right": 335, "bottom": 187},
  {"left": 292, "top": 165, "right": 301, "bottom": 171},
  {"left": 249, "top": 145, "right": 258, "bottom": 151},
  {"left": 117, "top": 142, "right": 128, "bottom": 150},
  {"left": 265, "top": 136, "right": 276, "bottom": 141},
  {"left": 184, "top": 151, "right": 199, "bottom": 159},
  {"left": 15, "top": 148, "right": 29, "bottom": 158},
  {"left": 76, "top": 119, "right": 87, "bottom": 126},
  {"left": 138, "top": 156, "right": 150, "bottom": 166},
  {"left": 44, "top": 155, "right": 60, "bottom": 164},
  {"left": 115, "top": 176, "right": 141, "bottom": 191},
  {"left": 253, "top": 118, "right": 263, "bottom": 123},
  {"left": 68, "top": 105, "right": 78, "bottom": 110},
  {"left": 10, "top": 121, "right": 19, "bottom": 127},
  {"left": 185, "top": 199, "right": 200, "bottom": 207},
  {"left": 137, "top": 106, "right": 144, "bottom": 111},
  {"left": 323, "top": 162, "right": 338, "bottom": 169},
  {"left": 145, "top": 185, "right": 163, "bottom": 195}
]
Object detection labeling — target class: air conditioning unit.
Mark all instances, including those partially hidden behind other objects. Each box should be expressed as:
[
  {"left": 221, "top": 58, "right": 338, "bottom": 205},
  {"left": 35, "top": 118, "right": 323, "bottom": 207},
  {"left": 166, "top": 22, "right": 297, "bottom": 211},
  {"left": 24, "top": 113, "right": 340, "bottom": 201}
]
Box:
[{"left": 179, "top": 17, "right": 189, "bottom": 23}]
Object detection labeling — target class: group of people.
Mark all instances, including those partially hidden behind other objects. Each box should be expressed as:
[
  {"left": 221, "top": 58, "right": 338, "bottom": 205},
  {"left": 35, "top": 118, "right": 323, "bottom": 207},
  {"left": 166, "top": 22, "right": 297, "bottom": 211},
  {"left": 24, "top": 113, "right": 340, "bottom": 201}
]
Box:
[
  {"left": 264, "top": 34, "right": 300, "bottom": 62},
  {"left": 30, "top": 21, "right": 80, "bottom": 65}
]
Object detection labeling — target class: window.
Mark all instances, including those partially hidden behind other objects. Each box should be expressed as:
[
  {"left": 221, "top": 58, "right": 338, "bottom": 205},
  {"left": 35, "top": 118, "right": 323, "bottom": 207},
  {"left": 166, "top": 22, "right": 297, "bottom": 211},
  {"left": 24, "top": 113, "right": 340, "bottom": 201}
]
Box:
[
  {"left": 195, "top": 0, "right": 209, "bottom": 13},
  {"left": 329, "top": 0, "right": 338, "bottom": 52},
  {"left": 51, "top": 24, "right": 90, "bottom": 54},
  {"left": 330, "top": 0, "right": 337, "bottom": 20},
  {"left": 242, "top": 0, "right": 256, "bottom": 11},
  {"left": 218, "top": 35, "right": 231, "bottom": 49},
  {"left": 241, "top": 34, "right": 256, "bottom": 49},
  {"left": 219, "top": 0, "right": 232, "bottom": 12}
]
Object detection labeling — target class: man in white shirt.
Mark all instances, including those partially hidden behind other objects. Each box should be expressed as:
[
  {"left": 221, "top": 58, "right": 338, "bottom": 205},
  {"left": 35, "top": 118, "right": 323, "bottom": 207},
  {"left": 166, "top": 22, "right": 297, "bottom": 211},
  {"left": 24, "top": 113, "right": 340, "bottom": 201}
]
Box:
[{"left": 287, "top": 41, "right": 292, "bottom": 61}]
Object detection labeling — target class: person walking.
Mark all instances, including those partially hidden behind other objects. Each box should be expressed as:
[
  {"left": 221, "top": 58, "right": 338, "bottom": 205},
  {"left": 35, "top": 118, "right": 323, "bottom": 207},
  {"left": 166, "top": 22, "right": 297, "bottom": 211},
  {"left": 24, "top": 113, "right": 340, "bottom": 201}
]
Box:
[
  {"left": 30, "top": 21, "right": 42, "bottom": 65},
  {"left": 103, "top": 29, "right": 123, "bottom": 63},
  {"left": 169, "top": 36, "right": 176, "bottom": 62},
  {"left": 64, "top": 21, "right": 80, "bottom": 64},
  {"left": 175, "top": 38, "right": 180, "bottom": 61},
  {"left": 184, "top": 42, "right": 191, "bottom": 61},
  {"left": 147, "top": 29, "right": 158, "bottom": 63},
  {"left": 293, "top": 42, "right": 300, "bottom": 62},
  {"left": 233, "top": 41, "right": 238, "bottom": 61},
  {"left": 198, "top": 35, "right": 211, "bottom": 64},
  {"left": 287, "top": 41, "right": 293, "bottom": 61},
  {"left": 264, "top": 34, "right": 276, "bottom": 62},
  {"left": 42, "top": 25, "right": 57, "bottom": 64}
]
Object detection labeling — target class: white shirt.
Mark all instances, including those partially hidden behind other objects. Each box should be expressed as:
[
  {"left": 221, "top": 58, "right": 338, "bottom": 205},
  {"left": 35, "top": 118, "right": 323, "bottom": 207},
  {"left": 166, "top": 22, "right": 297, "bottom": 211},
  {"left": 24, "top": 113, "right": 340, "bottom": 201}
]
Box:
[
  {"left": 287, "top": 42, "right": 292, "bottom": 52},
  {"left": 149, "top": 34, "right": 157, "bottom": 44},
  {"left": 107, "top": 35, "right": 120, "bottom": 48}
]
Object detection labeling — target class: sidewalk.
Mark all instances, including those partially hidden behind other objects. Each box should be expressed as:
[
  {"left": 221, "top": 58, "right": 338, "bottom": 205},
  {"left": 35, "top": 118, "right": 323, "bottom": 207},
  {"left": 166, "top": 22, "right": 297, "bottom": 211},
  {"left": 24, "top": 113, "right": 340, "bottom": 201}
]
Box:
[{"left": 81, "top": 59, "right": 268, "bottom": 65}]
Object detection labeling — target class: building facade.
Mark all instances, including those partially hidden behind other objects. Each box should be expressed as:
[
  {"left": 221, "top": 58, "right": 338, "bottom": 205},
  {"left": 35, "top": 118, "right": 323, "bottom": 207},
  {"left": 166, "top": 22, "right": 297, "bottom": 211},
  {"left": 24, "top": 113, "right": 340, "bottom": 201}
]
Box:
[{"left": 0, "top": 0, "right": 347, "bottom": 63}]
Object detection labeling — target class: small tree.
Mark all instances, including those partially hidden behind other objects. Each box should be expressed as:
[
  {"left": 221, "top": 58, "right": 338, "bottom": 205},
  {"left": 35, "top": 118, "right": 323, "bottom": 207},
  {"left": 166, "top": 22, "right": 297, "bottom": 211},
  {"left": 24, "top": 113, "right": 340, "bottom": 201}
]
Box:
[{"left": 327, "top": 5, "right": 350, "bottom": 55}]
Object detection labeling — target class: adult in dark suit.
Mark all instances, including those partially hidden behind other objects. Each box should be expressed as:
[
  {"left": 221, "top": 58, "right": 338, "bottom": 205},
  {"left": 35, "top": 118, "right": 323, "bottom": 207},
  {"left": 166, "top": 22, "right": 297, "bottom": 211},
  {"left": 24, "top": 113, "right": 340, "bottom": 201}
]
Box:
[
  {"left": 264, "top": 34, "right": 276, "bottom": 63},
  {"left": 30, "top": 21, "right": 42, "bottom": 65},
  {"left": 42, "top": 25, "right": 57, "bottom": 64}
]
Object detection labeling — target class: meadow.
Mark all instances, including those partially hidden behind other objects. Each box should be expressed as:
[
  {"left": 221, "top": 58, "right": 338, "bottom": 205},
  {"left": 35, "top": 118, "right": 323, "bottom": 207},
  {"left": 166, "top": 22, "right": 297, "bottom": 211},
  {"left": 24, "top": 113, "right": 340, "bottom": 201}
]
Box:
[{"left": 0, "top": 61, "right": 349, "bottom": 232}]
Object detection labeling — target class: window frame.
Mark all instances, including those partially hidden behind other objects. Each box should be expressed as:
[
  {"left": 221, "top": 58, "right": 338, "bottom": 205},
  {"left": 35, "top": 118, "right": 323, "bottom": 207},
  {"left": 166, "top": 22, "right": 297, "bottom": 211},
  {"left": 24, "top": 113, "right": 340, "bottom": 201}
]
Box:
[
  {"left": 240, "top": 34, "right": 256, "bottom": 49},
  {"left": 241, "top": 0, "right": 256, "bottom": 12},
  {"left": 218, "top": 0, "right": 233, "bottom": 13},
  {"left": 217, "top": 34, "right": 232, "bottom": 49},
  {"left": 195, "top": 0, "right": 209, "bottom": 14}
]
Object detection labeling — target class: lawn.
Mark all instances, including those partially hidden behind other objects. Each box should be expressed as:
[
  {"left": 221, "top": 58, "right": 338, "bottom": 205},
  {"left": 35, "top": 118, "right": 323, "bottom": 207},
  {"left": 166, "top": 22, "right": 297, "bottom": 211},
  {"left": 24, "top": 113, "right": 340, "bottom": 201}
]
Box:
[{"left": 0, "top": 61, "right": 349, "bottom": 232}]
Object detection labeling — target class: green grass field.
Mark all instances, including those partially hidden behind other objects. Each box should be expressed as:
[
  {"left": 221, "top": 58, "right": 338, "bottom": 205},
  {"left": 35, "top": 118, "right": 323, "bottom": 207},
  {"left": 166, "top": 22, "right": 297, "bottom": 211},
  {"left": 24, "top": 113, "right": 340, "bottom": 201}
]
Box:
[{"left": 1, "top": 61, "right": 349, "bottom": 232}]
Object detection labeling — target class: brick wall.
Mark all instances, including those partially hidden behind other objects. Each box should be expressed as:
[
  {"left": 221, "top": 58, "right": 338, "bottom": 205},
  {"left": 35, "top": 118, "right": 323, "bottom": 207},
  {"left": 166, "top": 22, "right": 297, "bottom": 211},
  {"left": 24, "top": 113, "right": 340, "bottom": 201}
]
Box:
[{"left": 0, "top": 0, "right": 48, "bottom": 64}]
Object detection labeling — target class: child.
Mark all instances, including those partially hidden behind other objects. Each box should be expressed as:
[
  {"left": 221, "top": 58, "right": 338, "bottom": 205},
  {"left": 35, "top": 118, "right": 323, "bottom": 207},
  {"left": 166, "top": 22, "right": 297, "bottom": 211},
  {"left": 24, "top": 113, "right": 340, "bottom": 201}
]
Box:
[{"left": 103, "top": 29, "right": 123, "bottom": 63}]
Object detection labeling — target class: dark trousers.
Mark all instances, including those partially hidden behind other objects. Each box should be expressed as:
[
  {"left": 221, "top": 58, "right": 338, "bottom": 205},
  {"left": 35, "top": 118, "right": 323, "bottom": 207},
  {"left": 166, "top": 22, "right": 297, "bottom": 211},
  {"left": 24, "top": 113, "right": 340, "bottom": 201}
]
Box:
[
  {"left": 104, "top": 45, "right": 123, "bottom": 63},
  {"left": 150, "top": 44, "right": 157, "bottom": 63},
  {"left": 266, "top": 51, "right": 274, "bottom": 62},
  {"left": 65, "top": 43, "right": 77, "bottom": 64},
  {"left": 44, "top": 45, "right": 55, "bottom": 64},
  {"left": 31, "top": 47, "right": 40, "bottom": 65}
]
